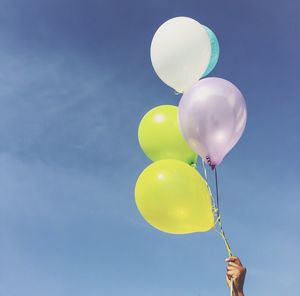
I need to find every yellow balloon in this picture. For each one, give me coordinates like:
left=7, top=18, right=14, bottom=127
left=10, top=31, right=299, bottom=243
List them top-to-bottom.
left=138, top=105, right=197, bottom=165
left=135, top=159, right=214, bottom=234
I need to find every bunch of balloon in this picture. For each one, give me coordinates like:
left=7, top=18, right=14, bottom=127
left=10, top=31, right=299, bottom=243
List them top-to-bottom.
left=135, top=16, right=247, bottom=274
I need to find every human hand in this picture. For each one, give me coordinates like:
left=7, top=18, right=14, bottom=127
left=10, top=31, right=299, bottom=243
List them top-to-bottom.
left=225, top=256, right=246, bottom=296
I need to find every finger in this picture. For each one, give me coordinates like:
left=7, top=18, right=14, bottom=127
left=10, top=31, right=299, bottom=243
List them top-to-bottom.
left=225, top=256, right=242, bottom=265
left=225, top=256, right=237, bottom=263
left=228, top=262, right=240, bottom=268
left=227, top=265, right=239, bottom=271
left=227, top=266, right=244, bottom=274
left=227, top=270, right=239, bottom=277
left=226, top=273, right=235, bottom=281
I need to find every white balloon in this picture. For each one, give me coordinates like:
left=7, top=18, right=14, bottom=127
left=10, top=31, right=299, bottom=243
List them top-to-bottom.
left=150, top=17, right=211, bottom=93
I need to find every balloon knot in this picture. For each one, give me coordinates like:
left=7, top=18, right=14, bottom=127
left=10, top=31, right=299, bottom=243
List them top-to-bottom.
left=174, top=89, right=183, bottom=95
left=206, top=156, right=215, bottom=170
left=191, top=163, right=197, bottom=169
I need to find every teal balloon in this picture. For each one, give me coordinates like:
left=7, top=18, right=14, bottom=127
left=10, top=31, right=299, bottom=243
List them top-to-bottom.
left=202, top=26, right=219, bottom=77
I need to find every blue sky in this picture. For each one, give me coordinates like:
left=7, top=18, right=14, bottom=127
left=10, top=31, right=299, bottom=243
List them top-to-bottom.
left=0, top=0, right=299, bottom=295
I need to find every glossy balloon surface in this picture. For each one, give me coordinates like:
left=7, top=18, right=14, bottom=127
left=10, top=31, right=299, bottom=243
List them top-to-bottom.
left=178, top=78, right=247, bottom=167
left=138, top=105, right=197, bottom=165
left=135, top=159, right=215, bottom=234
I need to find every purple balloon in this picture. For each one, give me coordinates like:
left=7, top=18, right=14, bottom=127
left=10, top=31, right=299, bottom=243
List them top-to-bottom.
left=178, top=77, right=247, bottom=167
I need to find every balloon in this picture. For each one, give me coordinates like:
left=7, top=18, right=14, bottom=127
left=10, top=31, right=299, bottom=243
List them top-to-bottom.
left=150, top=17, right=211, bottom=93
left=202, top=26, right=220, bottom=77
left=178, top=77, right=247, bottom=167
left=138, top=105, right=197, bottom=165
left=135, top=159, right=215, bottom=234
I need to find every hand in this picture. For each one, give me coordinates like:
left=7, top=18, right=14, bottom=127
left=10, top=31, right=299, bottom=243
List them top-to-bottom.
left=225, top=256, right=246, bottom=296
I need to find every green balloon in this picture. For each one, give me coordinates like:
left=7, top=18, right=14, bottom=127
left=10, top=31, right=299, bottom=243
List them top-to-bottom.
left=138, top=105, right=197, bottom=165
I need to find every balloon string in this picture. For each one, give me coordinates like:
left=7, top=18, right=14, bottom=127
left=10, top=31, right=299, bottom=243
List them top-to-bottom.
left=202, top=159, right=217, bottom=210
left=202, top=160, right=233, bottom=296
left=202, top=160, right=232, bottom=255
left=214, top=167, right=232, bottom=256
left=214, top=167, right=220, bottom=216
left=214, top=167, right=233, bottom=296
left=217, top=223, right=232, bottom=257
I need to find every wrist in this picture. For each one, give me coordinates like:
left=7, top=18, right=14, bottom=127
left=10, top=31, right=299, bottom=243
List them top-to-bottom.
left=233, top=290, right=244, bottom=296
